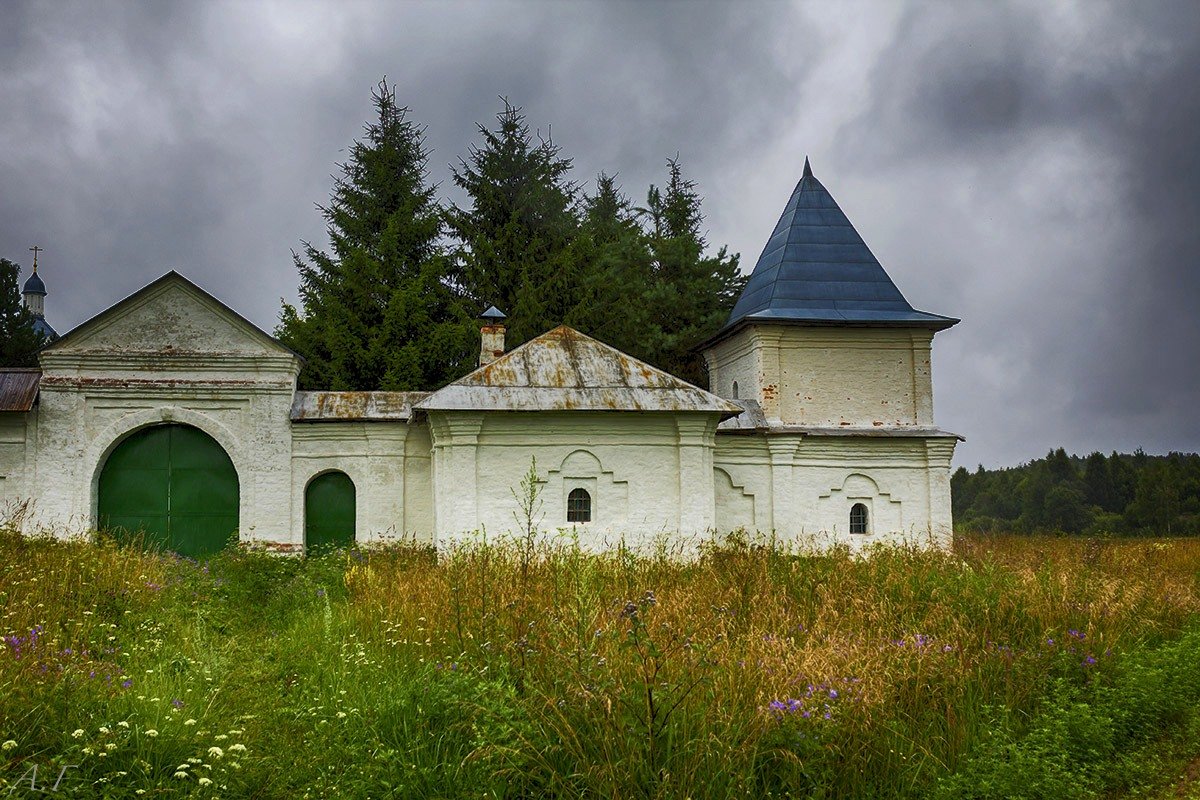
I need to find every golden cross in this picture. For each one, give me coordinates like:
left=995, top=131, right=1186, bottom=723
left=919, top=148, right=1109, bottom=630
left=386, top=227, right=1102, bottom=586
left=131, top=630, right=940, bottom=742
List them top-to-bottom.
left=28, top=245, right=42, bottom=272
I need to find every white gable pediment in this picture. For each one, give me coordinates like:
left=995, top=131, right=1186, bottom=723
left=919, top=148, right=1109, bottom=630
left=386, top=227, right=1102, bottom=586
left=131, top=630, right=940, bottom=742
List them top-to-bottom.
left=45, top=272, right=294, bottom=359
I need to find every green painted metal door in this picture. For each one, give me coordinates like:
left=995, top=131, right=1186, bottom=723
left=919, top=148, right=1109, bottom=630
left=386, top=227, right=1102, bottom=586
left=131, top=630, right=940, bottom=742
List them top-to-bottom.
left=98, top=424, right=239, bottom=558
left=305, top=472, right=356, bottom=553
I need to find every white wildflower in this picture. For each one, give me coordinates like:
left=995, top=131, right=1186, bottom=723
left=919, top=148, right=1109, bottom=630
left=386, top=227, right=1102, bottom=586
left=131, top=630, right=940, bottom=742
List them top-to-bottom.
left=184, top=719, right=197, bottom=726
left=117, top=721, right=130, bottom=729
left=98, top=726, right=110, bottom=735
left=71, top=729, right=85, bottom=739
left=145, top=729, right=158, bottom=738
left=1, top=740, right=16, bottom=751
left=228, top=743, right=247, bottom=753
left=207, top=746, right=223, bottom=759
left=173, top=771, right=189, bottom=780
left=198, top=777, right=213, bottom=787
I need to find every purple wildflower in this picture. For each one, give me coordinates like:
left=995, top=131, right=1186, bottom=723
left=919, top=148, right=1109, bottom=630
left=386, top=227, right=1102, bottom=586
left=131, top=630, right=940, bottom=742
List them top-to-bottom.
left=1083, top=655, right=1097, bottom=666
left=121, top=679, right=133, bottom=689
left=172, top=698, right=184, bottom=709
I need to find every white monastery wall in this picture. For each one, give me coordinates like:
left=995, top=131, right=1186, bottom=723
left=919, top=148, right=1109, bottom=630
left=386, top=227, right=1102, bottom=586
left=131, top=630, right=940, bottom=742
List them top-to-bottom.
left=24, top=277, right=300, bottom=544
left=705, top=325, right=935, bottom=427
left=427, top=410, right=719, bottom=547
left=290, top=421, right=430, bottom=548
left=713, top=432, right=954, bottom=550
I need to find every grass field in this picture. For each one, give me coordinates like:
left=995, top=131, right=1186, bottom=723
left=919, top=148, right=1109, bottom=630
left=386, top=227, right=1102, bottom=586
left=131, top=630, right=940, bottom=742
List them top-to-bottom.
left=2, top=528, right=1200, bottom=798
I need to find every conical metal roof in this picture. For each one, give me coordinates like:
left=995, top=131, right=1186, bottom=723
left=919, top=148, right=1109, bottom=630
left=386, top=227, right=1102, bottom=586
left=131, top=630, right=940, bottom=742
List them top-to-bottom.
left=721, top=158, right=957, bottom=334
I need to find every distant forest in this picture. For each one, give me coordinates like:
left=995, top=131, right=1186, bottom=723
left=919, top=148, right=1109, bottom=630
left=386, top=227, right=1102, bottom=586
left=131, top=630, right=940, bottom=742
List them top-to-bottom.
left=952, top=449, right=1200, bottom=536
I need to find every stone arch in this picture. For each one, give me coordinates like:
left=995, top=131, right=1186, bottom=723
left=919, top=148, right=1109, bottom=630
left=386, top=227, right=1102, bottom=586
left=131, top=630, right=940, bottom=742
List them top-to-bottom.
left=86, top=406, right=250, bottom=531
left=545, top=448, right=628, bottom=528
left=559, top=449, right=603, bottom=476
left=305, top=469, right=357, bottom=552
left=817, top=472, right=903, bottom=539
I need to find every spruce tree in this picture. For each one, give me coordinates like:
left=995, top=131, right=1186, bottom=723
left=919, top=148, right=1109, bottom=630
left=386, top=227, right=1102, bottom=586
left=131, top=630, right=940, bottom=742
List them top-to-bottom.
left=277, top=80, right=475, bottom=390
left=447, top=101, right=581, bottom=347
left=640, top=158, right=746, bottom=386
left=565, top=173, right=655, bottom=358
left=0, top=258, right=45, bottom=367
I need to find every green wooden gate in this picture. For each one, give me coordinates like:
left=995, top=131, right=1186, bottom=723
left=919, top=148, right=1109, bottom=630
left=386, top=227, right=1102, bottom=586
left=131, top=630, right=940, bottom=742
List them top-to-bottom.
left=97, top=424, right=239, bottom=558
left=305, top=472, right=356, bottom=553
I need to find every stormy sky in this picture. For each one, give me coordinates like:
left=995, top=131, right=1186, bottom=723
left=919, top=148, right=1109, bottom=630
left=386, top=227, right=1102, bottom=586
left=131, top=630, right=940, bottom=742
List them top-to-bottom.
left=1, top=0, right=1196, bottom=468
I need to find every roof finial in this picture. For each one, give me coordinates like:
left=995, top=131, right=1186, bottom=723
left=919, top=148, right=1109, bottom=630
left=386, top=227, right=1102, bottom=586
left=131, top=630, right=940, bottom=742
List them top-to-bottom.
left=802, top=156, right=813, bottom=179
left=29, top=245, right=41, bottom=273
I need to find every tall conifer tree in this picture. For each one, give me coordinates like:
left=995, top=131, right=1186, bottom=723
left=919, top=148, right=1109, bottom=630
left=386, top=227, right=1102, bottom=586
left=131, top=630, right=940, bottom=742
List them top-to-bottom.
left=278, top=80, right=475, bottom=390
left=447, top=101, right=581, bottom=347
left=640, top=158, right=746, bottom=386
left=565, top=173, right=655, bottom=358
left=0, top=258, right=45, bottom=367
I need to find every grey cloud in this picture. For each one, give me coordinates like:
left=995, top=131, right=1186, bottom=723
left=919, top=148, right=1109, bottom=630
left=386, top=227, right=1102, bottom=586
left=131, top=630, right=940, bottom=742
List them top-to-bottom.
left=0, top=0, right=1195, bottom=468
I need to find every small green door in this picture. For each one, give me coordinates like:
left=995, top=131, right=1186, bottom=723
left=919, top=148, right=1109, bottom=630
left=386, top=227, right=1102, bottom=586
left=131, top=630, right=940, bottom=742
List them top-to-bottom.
left=98, top=424, right=238, bottom=558
left=305, top=472, right=356, bottom=553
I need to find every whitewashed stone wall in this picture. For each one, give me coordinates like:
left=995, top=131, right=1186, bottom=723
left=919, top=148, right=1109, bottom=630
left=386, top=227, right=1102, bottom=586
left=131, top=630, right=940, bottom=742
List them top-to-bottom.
left=704, top=324, right=936, bottom=427
left=426, top=410, right=720, bottom=548
left=289, top=421, right=434, bottom=546
left=712, top=433, right=955, bottom=550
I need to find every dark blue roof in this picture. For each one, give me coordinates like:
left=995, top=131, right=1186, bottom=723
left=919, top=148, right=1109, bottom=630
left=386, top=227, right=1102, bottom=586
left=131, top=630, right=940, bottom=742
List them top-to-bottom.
left=721, top=159, right=957, bottom=334
left=22, top=271, right=45, bottom=295
left=32, top=316, right=56, bottom=339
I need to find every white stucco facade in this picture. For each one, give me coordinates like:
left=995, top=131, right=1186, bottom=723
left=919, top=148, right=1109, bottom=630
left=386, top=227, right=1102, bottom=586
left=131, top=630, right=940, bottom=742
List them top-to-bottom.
left=0, top=268, right=960, bottom=553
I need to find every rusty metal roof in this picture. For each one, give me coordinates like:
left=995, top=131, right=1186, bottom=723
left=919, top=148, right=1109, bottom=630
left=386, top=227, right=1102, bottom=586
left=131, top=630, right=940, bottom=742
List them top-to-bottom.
left=417, top=325, right=742, bottom=417
left=0, top=369, right=40, bottom=412
left=291, top=391, right=429, bottom=422
left=716, top=399, right=769, bottom=431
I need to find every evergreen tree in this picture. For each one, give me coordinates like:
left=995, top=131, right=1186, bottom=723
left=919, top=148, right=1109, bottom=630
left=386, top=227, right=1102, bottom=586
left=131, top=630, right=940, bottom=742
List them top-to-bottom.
left=278, top=80, right=475, bottom=390
left=447, top=101, right=581, bottom=348
left=640, top=158, right=746, bottom=386
left=564, top=173, right=655, bottom=357
left=0, top=258, right=45, bottom=367
left=1082, top=451, right=1118, bottom=512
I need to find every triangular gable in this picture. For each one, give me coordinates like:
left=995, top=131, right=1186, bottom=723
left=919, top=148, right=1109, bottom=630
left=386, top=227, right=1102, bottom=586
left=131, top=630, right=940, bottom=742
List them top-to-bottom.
left=43, top=271, right=300, bottom=360
left=417, top=325, right=741, bottom=416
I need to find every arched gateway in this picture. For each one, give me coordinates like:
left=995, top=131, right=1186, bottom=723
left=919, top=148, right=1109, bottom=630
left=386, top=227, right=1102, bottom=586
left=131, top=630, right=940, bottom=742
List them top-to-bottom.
left=97, top=424, right=239, bottom=557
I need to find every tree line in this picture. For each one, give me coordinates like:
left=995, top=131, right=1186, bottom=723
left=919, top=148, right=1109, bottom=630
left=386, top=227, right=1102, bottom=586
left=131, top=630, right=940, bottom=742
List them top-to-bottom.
left=276, top=80, right=745, bottom=391
left=952, top=448, right=1200, bottom=536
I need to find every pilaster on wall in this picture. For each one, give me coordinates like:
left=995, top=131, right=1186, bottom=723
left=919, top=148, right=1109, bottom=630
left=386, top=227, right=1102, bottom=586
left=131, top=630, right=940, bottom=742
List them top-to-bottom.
left=755, top=329, right=786, bottom=423
left=911, top=332, right=935, bottom=427
left=428, top=413, right=484, bottom=543
left=676, top=416, right=717, bottom=534
left=766, top=437, right=800, bottom=534
left=925, top=438, right=957, bottom=548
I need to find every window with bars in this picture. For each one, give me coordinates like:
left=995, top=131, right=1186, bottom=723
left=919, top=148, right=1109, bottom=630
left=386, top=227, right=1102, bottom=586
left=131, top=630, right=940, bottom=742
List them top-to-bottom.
left=567, top=488, right=592, bottom=523
left=850, top=503, right=869, bottom=534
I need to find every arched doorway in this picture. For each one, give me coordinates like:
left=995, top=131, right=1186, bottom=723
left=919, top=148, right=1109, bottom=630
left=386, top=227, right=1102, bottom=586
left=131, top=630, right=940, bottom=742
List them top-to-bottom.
left=98, top=424, right=239, bottom=558
left=305, top=471, right=356, bottom=553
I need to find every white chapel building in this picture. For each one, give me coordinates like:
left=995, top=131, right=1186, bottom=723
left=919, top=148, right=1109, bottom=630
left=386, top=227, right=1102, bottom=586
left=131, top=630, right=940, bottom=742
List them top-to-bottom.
left=0, top=162, right=961, bottom=554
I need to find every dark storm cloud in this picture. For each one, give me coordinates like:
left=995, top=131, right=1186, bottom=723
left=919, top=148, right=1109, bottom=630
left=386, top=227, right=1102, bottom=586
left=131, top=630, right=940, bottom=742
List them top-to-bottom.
left=834, top=0, right=1200, bottom=466
left=0, top=1, right=1196, bottom=467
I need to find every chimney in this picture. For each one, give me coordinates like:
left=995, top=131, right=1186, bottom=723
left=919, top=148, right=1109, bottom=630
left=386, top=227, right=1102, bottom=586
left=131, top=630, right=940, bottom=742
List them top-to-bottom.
left=479, top=305, right=506, bottom=366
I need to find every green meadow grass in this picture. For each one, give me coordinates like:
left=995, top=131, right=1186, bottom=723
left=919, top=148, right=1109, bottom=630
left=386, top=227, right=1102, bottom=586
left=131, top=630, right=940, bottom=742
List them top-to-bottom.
left=2, top=528, right=1199, bottom=798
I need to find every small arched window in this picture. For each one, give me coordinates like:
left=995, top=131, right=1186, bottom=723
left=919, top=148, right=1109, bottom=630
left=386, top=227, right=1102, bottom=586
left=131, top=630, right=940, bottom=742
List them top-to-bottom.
left=731, top=381, right=739, bottom=399
left=567, top=488, right=592, bottom=523
left=849, top=503, right=869, bottom=535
